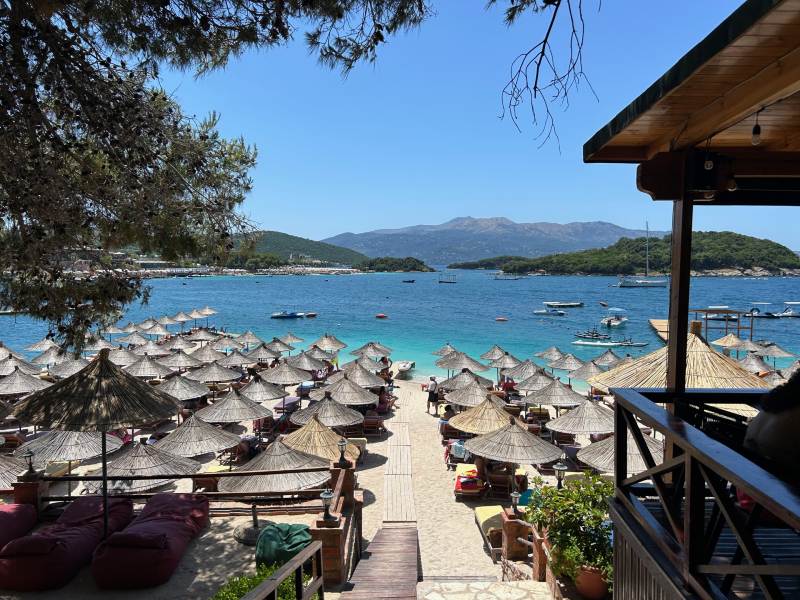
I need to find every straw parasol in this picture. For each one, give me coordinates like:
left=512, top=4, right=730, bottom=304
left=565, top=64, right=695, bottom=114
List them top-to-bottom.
left=199, top=306, right=217, bottom=317
left=188, top=309, right=205, bottom=320
left=172, top=311, right=193, bottom=323
left=157, top=315, right=178, bottom=326
left=137, top=318, right=158, bottom=330
left=120, top=322, right=138, bottom=333
left=141, top=323, right=169, bottom=338
left=101, top=325, right=125, bottom=335
left=187, top=329, right=218, bottom=343
left=236, top=330, right=262, bottom=347
left=116, top=332, right=148, bottom=346
left=280, top=332, right=305, bottom=345
left=711, top=333, right=743, bottom=348
left=311, top=334, right=347, bottom=352
left=588, top=334, right=770, bottom=393
left=160, top=335, right=194, bottom=352
left=211, top=336, right=244, bottom=352
left=84, top=337, right=116, bottom=353
left=266, top=337, right=294, bottom=354
left=26, top=338, right=59, bottom=352
left=732, top=339, right=764, bottom=353
left=132, top=340, right=171, bottom=357
left=351, top=341, right=392, bottom=357
left=0, top=343, right=26, bottom=361
left=247, top=343, right=281, bottom=363
left=433, top=343, right=457, bottom=357
left=190, top=344, right=227, bottom=363
left=756, top=344, right=794, bottom=358
left=305, top=345, right=335, bottom=362
left=480, top=345, right=506, bottom=361
left=31, top=346, right=69, bottom=366
left=107, top=346, right=140, bottom=367
left=535, top=346, right=564, bottom=362
left=593, top=349, right=622, bottom=367
left=158, top=350, right=203, bottom=370
left=218, top=350, right=255, bottom=369
left=435, top=351, right=488, bottom=372
left=287, top=352, right=326, bottom=372
left=489, top=352, right=521, bottom=370
left=739, top=352, right=772, bottom=373
left=548, top=353, right=584, bottom=371
left=0, top=355, right=41, bottom=375
left=124, top=355, right=174, bottom=379
left=340, top=356, right=382, bottom=372
left=49, top=358, right=90, bottom=379
left=502, top=360, right=540, bottom=381
left=568, top=360, right=604, bottom=382
left=781, top=360, right=800, bottom=379
left=184, top=362, right=242, bottom=383
left=260, top=362, right=310, bottom=386
left=326, top=364, right=385, bottom=388
left=0, top=368, right=51, bottom=396
left=439, top=369, right=493, bottom=390
left=517, top=371, right=555, bottom=393
left=762, top=371, right=787, bottom=387
left=155, top=375, right=209, bottom=402
left=240, top=375, right=288, bottom=403
left=310, top=375, right=378, bottom=405
left=526, top=379, right=586, bottom=407
left=445, top=380, right=494, bottom=408
left=195, top=388, right=272, bottom=423
left=290, top=393, right=364, bottom=428
left=448, top=396, right=511, bottom=435
left=544, top=400, right=615, bottom=435
left=155, top=415, right=240, bottom=457
left=283, top=416, right=359, bottom=462
left=464, top=417, right=562, bottom=464
left=16, top=431, right=123, bottom=465
left=577, top=431, right=664, bottom=474
left=218, top=439, right=330, bottom=494
left=100, top=440, right=201, bottom=493
left=1, top=455, right=27, bottom=490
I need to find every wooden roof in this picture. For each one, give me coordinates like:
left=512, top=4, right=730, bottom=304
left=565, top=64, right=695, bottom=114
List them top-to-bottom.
left=584, top=0, right=800, bottom=163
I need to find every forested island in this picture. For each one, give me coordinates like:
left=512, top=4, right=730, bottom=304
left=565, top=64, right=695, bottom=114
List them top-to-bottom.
left=449, top=232, right=800, bottom=276
left=355, top=257, right=434, bottom=272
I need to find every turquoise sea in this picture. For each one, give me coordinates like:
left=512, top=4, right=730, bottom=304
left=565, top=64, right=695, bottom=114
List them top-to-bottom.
left=1, top=271, right=799, bottom=380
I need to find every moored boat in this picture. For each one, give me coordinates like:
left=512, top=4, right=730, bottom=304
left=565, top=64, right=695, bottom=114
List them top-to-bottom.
left=544, top=301, right=584, bottom=308
left=534, top=304, right=566, bottom=317
left=600, top=308, right=628, bottom=327
left=270, top=311, right=305, bottom=319
left=575, top=327, right=611, bottom=340
left=395, top=360, right=415, bottom=379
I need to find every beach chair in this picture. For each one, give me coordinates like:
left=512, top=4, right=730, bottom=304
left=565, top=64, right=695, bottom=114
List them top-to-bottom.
left=363, top=414, right=385, bottom=436
left=444, top=439, right=469, bottom=470
left=454, top=463, right=486, bottom=500
left=474, top=506, right=504, bottom=562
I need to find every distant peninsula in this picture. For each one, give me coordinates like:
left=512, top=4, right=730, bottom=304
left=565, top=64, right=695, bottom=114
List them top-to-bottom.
left=448, top=232, right=800, bottom=276
left=355, top=257, right=434, bottom=273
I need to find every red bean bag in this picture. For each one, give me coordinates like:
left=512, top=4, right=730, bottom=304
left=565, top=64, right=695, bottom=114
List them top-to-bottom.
left=92, top=493, right=209, bottom=589
left=0, top=497, right=133, bottom=591
left=0, top=504, right=37, bottom=549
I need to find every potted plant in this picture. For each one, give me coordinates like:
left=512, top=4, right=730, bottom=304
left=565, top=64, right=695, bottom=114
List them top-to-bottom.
left=525, top=473, right=613, bottom=599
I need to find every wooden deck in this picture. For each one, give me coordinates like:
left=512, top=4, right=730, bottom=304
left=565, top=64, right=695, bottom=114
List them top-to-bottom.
left=649, top=319, right=669, bottom=341
left=383, top=416, right=416, bottom=523
left=339, top=527, right=420, bottom=599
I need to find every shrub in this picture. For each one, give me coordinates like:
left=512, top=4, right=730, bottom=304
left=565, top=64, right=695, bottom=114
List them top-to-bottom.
left=212, top=563, right=315, bottom=600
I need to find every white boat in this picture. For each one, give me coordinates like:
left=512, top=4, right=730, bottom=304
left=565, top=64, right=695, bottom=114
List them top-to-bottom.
left=618, top=222, right=668, bottom=288
left=544, top=301, right=584, bottom=308
left=745, top=302, right=780, bottom=319
left=777, top=302, right=800, bottom=318
left=534, top=305, right=566, bottom=317
left=702, top=306, right=738, bottom=321
left=600, top=308, right=628, bottom=327
left=572, top=338, right=648, bottom=348
left=394, top=360, right=415, bottom=379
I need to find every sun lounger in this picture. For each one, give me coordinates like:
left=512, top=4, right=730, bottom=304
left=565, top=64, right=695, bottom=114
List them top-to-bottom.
left=363, top=414, right=385, bottom=436
left=454, top=463, right=486, bottom=499
left=92, top=493, right=209, bottom=589
left=0, top=496, right=133, bottom=591
left=0, top=504, right=37, bottom=550
left=474, top=505, right=504, bottom=562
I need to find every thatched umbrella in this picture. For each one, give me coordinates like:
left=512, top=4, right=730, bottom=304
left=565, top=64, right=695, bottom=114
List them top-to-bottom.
left=199, top=306, right=217, bottom=317
left=188, top=308, right=206, bottom=321
left=172, top=311, right=193, bottom=324
left=157, top=315, right=179, bottom=327
left=137, top=318, right=158, bottom=330
left=120, top=322, right=138, bottom=333
left=141, top=323, right=169, bottom=338
left=102, top=325, right=124, bottom=335
left=187, top=328, right=218, bottom=343
left=236, top=330, right=262, bottom=348
left=116, top=332, right=148, bottom=346
left=280, top=332, right=305, bottom=345
left=712, top=333, right=743, bottom=349
left=311, top=334, right=347, bottom=352
left=588, top=334, right=770, bottom=393
left=162, top=335, right=195, bottom=352
left=212, top=336, right=244, bottom=352
left=266, top=337, right=294, bottom=354
left=26, top=338, right=59, bottom=353
left=84, top=338, right=116, bottom=352
left=732, top=339, right=764, bottom=353
left=133, top=340, right=170, bottom=357
left=351, top=341, right=392, bottom=357
left=433, top=342, right=457, bottom=356
left=0, top=343, right=26, bottom=361
left=247, top=343, right=281, bottom=364
left=190, top=344, right=227, bottom=364
left=755, top=344, right=795, bottom=369
left=305, top=345, right=335, bottom=362
left=480, top=345, right=506, bottom=361
left=107, top=346, right=140, bottom=367
left=535, top=346, right=564, bottom=362
left=31, top=347, right=69, bottom=367
left=593, top=349, right=622, bottom=367
left=11, top=350, right=178, bottom=533
left=158, top=350, right=203, bottom=370
left=218, top=350, right=255, bottom=369
left=435, top=351, right=488, bottom=372
left=287, top=352, right=326, bottom=372
left=490, top=352, right=520, bottom=370
left=548, top=353, right=584, bottom=371
left=739, top=353, right=772, bottom=374
left=0, top=355, right=41, bottom=376
left=124, top=355, right=174, bottom=379
left=340, top=356, right=382, bottom=373
left=49, top=358, right=90, bottom=379
left=502, top=360, right=540, bottom=381
left=781, top=360, right=800, bottom=379
left=569, top=361, right=604, bottom=382
left=184, top=362, right=242, bottom=384
left=260, top=362, right=310, bottom=386
left=326, top=364, right=384, bottom=388
left=0, top=368, right=51, bottom=397
left=439, top=369, right=493, bottom=390
left=517, top=371, right=555, bottom=393
left=762, top=371, right=787, bottom=387
left=156, top=375, right=209, bottom=402
left=240, top=375, right=288, bottom=403
left=310, top=375, right=377, bottom=405
left=526, top=379, right=586, bottom=407
left=445, top=381, right=493, bottom=408
left=195, top=389, right=273, bottom=423
left=290, top=393, right=364, bottom=428
left=448, top=396, right=511, bottom=435
left=545, top=400, right=614, bottom=435
left=155, top=415, right=241, bottom=457
left=283, top=416, right=359, bottom=462
left=464, top=417, right=562, bottom=465
left=16, top=430, right=123, bottom=464
left=577, top=431, right=664, bottom=474
left=218, top=439, right=330, bottom=494
left=99, top=440, right=201, bottom=493
left=1, top=455, right=27, bottom=490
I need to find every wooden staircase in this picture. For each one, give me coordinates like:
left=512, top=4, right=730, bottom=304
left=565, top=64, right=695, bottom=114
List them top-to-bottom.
left=339, top=527, right=420, bottom=599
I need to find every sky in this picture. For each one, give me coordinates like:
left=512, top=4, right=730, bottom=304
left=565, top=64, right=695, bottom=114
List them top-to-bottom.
left=160, top=1, right=799, bottom=249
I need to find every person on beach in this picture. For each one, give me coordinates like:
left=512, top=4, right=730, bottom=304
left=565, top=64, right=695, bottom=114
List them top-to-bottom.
left=426, top=377, right=439, bottom=414
left=438, top=404, right=455, bottom=434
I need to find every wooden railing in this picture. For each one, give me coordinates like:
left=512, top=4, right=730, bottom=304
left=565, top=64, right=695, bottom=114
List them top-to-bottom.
left=610, top=388, right=800, bottom=600
left=241, top=540, right=324, bottom=600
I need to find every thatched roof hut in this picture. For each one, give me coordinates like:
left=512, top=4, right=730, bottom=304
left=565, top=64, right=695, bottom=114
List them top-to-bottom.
left=195, top=389, right=273, bottom=423
left=290, top=394, right=364, bottom=428
left=448, top=397, right=512, bottom=435
left=544, top=400, right=615, bottom=435
left=154, top=415, right=241, bottom=457
left=283, top=416, right=359, bottom=462
left=464, top=417, right=562, bottom=464
left=577, top=431, right=664, bottom=475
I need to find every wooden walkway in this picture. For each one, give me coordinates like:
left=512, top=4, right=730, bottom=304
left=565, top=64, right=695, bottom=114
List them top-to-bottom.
left=649, top=318, right=669, bottom=341
left=383, top=418, right=416, bottom=523
left=339, top=527, right=420, bottom=599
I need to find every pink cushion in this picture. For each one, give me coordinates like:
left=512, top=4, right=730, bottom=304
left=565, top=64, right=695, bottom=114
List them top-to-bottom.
left=0, top=504, right=37, bottom=549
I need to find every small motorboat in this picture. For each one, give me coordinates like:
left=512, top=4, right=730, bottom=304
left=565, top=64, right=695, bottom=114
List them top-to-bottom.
left=402, top=279, right=416, bottom=284
left=543, top=301, right=584, bottom=308
left=599, top=301, right=609, bottom=308
left=777, top=302, right=800, bottom=318
left=745, top=303, right=780, bottom=319
left=534, top=306, right=566, bottom=317
left=703, top=306, right=738, bottom=321
left=600, top=308, right=628, bottom=327
left=270, top=311, right=304, bottom=319
left=305, top=312, right=318, bottom=318
left=375, top=313, right=388, bottom=319
left=495, top=316, right=509, bottom=322
left=575, top=327, right=611, bottom=340
left=572, top=338, right=648, bottom=348
left=617, top=339, right=649, bottom=347
left=395, top=360, right=415, bottom=379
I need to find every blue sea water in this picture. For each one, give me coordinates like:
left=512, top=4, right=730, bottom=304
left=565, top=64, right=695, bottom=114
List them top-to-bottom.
left=1, top=271, right=799, bottom=379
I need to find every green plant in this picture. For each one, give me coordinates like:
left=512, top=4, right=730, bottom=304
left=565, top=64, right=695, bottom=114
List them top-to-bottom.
left=212, top=563, right=315, bottom=600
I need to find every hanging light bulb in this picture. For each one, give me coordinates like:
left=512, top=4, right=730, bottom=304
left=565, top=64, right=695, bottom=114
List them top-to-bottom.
left=751, top=111, right=762, bottom=146
left=704, top=157, right=714, bottom=170
left=727, top=177, right=738, bottom=192
left=703, top=191, right=716, bottom=200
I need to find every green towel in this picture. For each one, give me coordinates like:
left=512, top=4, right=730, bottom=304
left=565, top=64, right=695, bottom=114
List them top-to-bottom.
left=255, top=523, right=312, bottom=567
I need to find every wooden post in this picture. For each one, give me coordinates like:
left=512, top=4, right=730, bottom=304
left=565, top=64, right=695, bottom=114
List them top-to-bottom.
left=666, top=197, right=694, bottom=393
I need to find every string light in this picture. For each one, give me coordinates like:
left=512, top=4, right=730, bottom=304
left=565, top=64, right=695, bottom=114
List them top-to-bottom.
left=751, top=110, right=762, bottom=146
left=703, top=138, right=714, bottom=170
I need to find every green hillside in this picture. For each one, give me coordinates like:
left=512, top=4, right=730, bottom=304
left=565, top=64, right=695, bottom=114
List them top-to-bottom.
left=242, top=230, right=368, bottom=265
left=451, top=232, right=800, bottom=275
left=355, top=257, right=434, bottom=272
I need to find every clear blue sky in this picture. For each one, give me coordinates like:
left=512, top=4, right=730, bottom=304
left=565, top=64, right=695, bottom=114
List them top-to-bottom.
left=161, top=1, right=799, bottom=248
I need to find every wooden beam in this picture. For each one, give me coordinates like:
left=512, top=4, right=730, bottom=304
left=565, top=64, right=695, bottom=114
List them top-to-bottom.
left=647, top=44, right=800, bottom=158
left=666, top=195, right=693, bottom=393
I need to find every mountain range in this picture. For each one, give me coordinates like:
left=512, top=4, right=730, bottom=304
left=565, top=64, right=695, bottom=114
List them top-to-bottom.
left=322, top=217, right=668, bottom=265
